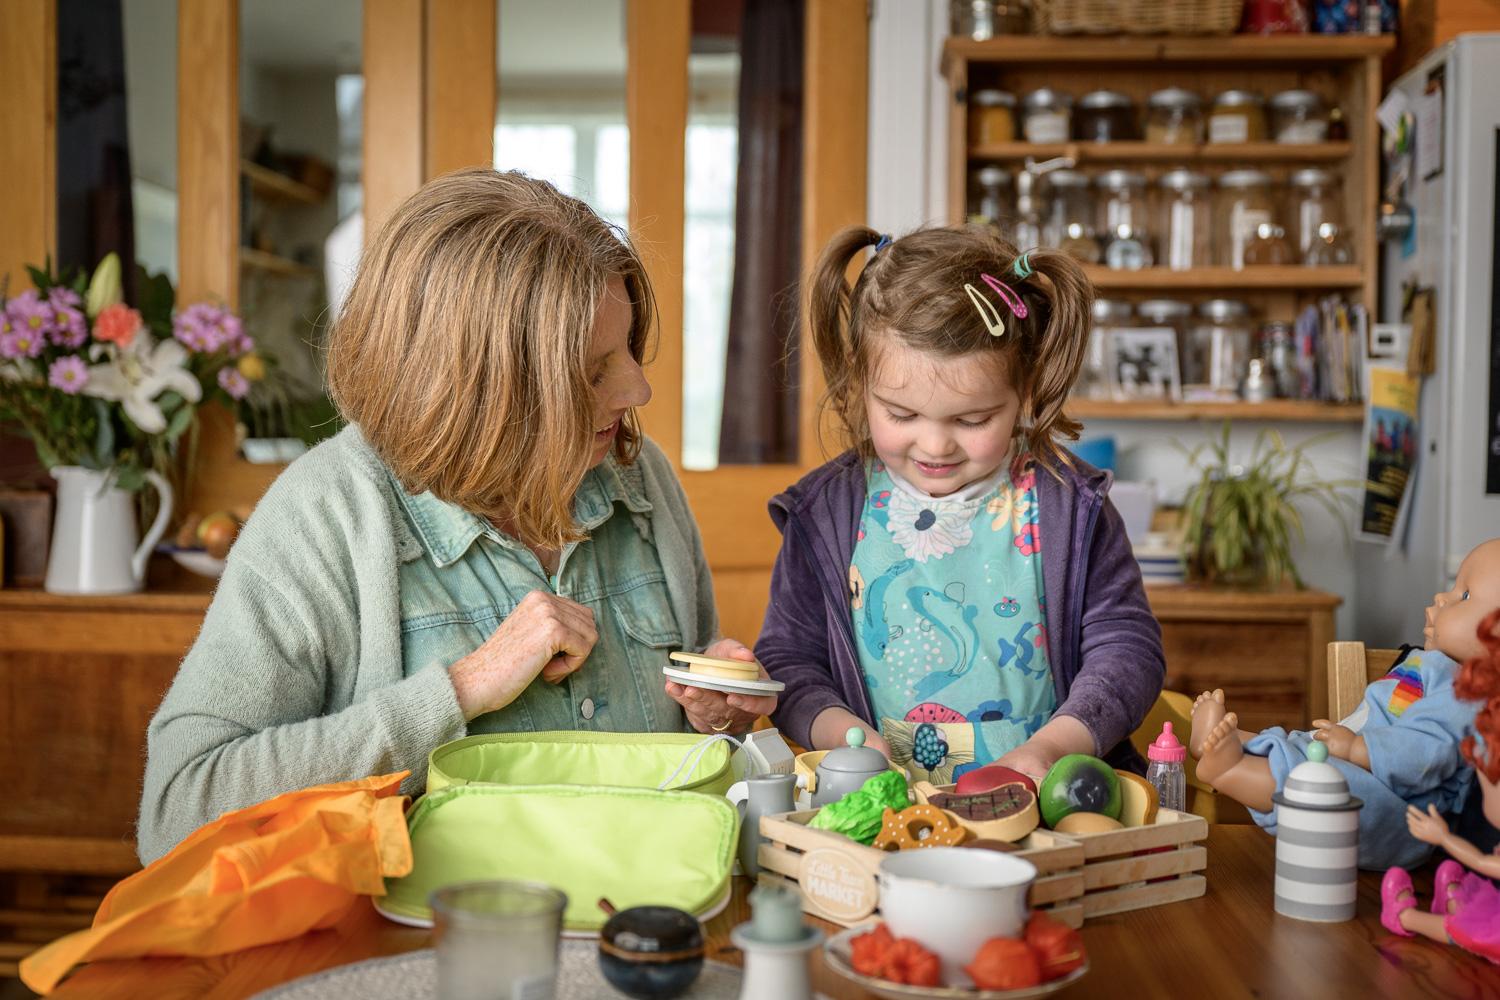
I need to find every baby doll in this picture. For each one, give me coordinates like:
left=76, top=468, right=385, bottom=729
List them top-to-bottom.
left=1188, top=537, right=1500, bottom=870
left=1381, top=608, right=1500, bottom=962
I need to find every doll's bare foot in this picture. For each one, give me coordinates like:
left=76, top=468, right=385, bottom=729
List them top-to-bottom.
left=1189, top=690, right=1226, bottom=758
left=1193, top=712, right=1278, bottom=813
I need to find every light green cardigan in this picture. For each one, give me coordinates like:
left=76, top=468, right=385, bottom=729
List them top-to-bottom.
left=138, top=426, right=718, bottom=864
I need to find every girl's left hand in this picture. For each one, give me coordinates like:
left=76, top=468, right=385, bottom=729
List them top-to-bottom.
left=665, top=639, right=778, bottom=737
left=992, top=715, right=1096, bottom=781
left=992, top=742, right=1061, bottom=781
left=1407, top=803, right=1450, bottom=846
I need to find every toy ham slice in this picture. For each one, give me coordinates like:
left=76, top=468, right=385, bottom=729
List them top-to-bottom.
left=912, top=780, right=1039, bottom=842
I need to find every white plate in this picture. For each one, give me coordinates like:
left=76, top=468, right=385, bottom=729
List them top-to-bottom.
left=158, top=545, right=226, bottom=578
left=662, top=665, right=785, bottom=697
left=373, top=883, right=733, bottom=938
left=822, top=925, right=1089, bottom=1000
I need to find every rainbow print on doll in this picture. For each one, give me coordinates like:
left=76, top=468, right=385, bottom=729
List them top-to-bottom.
left=1384, top=660, right=1425, bottom=716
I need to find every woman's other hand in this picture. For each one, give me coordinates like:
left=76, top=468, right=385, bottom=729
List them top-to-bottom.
left=448, top=590, right=599, bottom=719
left=665, top=639, right=777, bottom=736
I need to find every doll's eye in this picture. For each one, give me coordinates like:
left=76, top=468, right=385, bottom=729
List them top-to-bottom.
left=1462, top=589, right=1470, bottom=600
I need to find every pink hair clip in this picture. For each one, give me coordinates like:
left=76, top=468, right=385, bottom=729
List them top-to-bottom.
left=964, top=273, right=1028, bottom=338
left=981, top=273, right=1028, bottom=319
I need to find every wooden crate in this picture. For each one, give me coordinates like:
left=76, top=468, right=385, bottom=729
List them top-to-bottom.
left=1062, top=809, right=1209, bottom=919
left=755, top=810, right=1087, bottom=929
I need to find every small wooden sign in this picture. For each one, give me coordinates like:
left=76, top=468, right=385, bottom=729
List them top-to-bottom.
left=796, top=847, right=878, bottom=922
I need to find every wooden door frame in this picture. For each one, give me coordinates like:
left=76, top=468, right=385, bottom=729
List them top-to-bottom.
left=0, top=1, right=57, bottom=292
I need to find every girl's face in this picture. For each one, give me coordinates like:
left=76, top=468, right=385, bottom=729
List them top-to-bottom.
left=586, top=276, right=651, bottom=468
left=865, top=338, right=1022, bottom=497
left=1425, top=539, right=1500, bottom=663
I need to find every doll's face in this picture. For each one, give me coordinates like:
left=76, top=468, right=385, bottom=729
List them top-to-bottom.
left=1426, top=539, right=1500, bottom=664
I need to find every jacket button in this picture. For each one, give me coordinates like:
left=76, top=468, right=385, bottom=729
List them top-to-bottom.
left=581, top=697, right=595, bottom=720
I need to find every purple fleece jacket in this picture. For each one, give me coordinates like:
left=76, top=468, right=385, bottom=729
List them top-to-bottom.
left=755, top=450, right=1164, bottom=774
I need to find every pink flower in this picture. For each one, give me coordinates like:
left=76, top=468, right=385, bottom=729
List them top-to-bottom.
left=47, top=287, right=82, bottom=311
left=8, top=290, right=55, bottom=339
left=94, top=302, right=143, bottom=348
left=174, top=302, right=242, bottom=353
left=51, top=305, right=88, bottom=348
left=0, top=318, right=45, bottom=359
left=228, top=331, right=254, bottom=358
left=47, top=355, right=90, bottom=394
left=218, top=366, right=250, bottom=399
left=1014, top=522, right=1040, bottom=557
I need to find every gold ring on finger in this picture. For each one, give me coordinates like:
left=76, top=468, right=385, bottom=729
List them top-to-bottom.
left=711, top=719, right=733, bottom=732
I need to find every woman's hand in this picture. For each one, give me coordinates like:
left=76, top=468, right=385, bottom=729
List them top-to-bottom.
left=448, top=590, right=599, bottom=720
left=665, top=639, right=777, bottom=737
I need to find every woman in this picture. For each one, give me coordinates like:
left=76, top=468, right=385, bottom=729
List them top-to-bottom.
left=138, top=170, right=773, bottom=864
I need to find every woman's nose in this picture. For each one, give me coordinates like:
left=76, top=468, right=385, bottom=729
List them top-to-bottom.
left=616, top=357, right=652, bottom=409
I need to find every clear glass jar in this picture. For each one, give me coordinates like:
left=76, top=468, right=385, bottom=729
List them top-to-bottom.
left=950, top=0, right=1028, bottom=37
left=1022, top=88, right=1073, bottom=144
left=1145, top=88, right=1203, bottom=145
left=969, top=89, right=1017, bottom=146
left=1076, top=90, right=1137, bottom=143
left=1208, top=90, right=1267, bottom=144
left=1269, top=90, right=1328, bottom=144
left=969, top=165, right=1013, bottom=233
left=1288, top=167, right=1343, bottom=263
left=1042, top=168, right=1092, bottom=248
left=1096, top=169, right=1149, bottom=240
left=1156, top=169, right=1212, bottom=271
left=1215, top=170, right=1275, bottom=270
left=1059, top=222, right=1100, bottom=263
left=1304, top=222, right=1354, bottom=267
left=1243, top=223, right=1292, bottom=266
left=1102, top=224, right=1151, bottom=270
left=1137, top=299, right=1194, bottom=374
left=1188, top=299, right=1253, bottom=398
left=1079, top=300, right=1134, bottom=399
left=1257, top=321, right=1300, bottom=398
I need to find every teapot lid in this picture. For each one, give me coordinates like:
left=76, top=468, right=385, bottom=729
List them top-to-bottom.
left=819, top=728, right=890, bottom=774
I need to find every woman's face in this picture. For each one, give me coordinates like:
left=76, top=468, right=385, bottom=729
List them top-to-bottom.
left=586, top=275, right=651, bottom=468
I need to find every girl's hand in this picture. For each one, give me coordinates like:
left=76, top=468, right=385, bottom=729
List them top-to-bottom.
left=448, top=590, right=598, bottom=719
left=665, top=639, right=777, bottom=736
left=810, top=707, right=893, bottom=758
left=993, top=715, right=1096, bottom=781
left=1407, top=803, right=1450, bottom=846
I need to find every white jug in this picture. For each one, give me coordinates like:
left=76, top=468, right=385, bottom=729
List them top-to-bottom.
left=44, top=466, right=173, bottom=595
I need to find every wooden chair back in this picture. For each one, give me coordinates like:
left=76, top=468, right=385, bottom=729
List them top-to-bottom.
left=1327, top=643, right=1404, bottom=722
left=1130, top=690, right=1240, bottom=823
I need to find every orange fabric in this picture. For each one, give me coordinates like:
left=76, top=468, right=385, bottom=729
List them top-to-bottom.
left=21, top=772, right=413, bottom=995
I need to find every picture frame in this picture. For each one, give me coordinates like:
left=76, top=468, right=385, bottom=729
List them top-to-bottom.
left=1108, top=327, right=1183, bottom=402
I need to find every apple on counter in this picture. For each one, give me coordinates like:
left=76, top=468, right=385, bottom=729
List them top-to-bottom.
left=174, top=508, right=248, bottom=559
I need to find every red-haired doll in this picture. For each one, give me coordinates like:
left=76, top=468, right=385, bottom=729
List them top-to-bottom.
left=1382, top=608, right=1500, bottom=960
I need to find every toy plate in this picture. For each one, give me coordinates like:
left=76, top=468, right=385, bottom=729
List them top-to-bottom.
left=157, top=544, right=227, bottom=579
left=661, top=665, right=785, bottom=696
left=822, top=925, right=1089, bottom=1000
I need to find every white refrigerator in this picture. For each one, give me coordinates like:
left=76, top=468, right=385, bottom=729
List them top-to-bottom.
left=1357, top=32, right=1500, bottom=646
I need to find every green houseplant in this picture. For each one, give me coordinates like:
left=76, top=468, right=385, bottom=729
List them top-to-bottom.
left=1177, top=421, right=1350, bottom=589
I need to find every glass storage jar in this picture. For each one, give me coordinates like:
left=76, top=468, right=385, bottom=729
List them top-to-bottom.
left=950, top=0, right=1028, bottom=38
left=1022, top=88, right=1073, bottom=144
left=1145, top=88, right=1203, bottom=145
left=969, top=89, right=1017, bottom=146
left=1076, top=90, right=1137, bottom=143
left=1269, top=90, right=1328, bottom=144
left=1208, top=91, right=1267, bottom=144
left=969, top=165, right=1013, bottom=233
left=1287, top=167, right=1343, bottom=263
left=1042, top=168, right=1092, bottom=248
left=1156, top=168, right=1212, bottom=271
left=1097, top=170, right=1149, bottom=240
left=1215, top=170, right=1276, bottom=270
left=1304, top=222, right=1354, bottom=266
left=1243, top=223, right=1293, bottom=266
left=1137, top=299, right=1194, bottom=373
left=1188, top=299, right=1253, bottom=398
left=1079, top=300, right=1135, bottom=399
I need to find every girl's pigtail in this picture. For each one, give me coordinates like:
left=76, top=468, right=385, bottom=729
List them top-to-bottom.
left=807, top=224, right=882, bottom=453
left=1012, top=247, right=1095, bottom=474
left=1457, top=609, right=1500, bottom=784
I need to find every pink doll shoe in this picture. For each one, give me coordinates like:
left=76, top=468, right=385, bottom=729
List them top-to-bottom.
left=1433, top=860, right=1468, bottom=915
left=1381, top=867, right=1417, bottom=937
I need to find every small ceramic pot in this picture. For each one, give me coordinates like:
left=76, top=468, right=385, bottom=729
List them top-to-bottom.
left=597, top=905, right=704, bottom=999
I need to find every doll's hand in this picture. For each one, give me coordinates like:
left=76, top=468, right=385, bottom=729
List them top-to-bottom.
left=1311, top=721, right=1357, bottom=759
left=1407, top=803, right=1450, bottom=846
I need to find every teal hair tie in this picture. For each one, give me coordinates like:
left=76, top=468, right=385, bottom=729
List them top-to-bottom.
left=1012, top=254, right=1033, bottom=279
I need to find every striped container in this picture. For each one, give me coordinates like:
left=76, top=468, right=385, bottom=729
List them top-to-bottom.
left=1269, top=741, right=1363, bottom=922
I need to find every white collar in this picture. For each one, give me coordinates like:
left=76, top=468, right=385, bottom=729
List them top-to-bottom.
left=884, top=462, right=1009, bottom=504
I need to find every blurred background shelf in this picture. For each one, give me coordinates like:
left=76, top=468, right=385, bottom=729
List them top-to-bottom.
left=944, top=35, right=1395, bottom=65
left=970, top=141, right=1352, bottom=163
left=240, top=159, right=323, bottom=206
left=239, top=247, right=320, bottom=279
left=1082, top=266, right=1364, bottom=290
left=1066, top=399, right=1365, bottom=422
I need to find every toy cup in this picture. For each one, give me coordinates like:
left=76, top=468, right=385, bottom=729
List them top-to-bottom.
left=1270, top=741, right=1363, bottom=922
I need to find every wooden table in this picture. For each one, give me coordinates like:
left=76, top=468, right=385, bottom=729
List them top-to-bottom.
left=41, top=825, right=1500, bottom=1000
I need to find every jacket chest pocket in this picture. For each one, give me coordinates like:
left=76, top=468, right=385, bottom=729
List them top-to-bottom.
left=609, top=585, right=685, bottom=732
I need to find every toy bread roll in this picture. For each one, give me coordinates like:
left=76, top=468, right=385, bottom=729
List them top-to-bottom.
left=1113, top=769, right=1160, bottom=827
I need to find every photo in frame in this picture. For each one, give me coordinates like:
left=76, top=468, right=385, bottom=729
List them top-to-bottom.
left=1108, top=327, right=1182, bottom=402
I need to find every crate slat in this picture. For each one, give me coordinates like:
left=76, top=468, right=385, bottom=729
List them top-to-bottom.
left=1080, top=845, right=1207, bottom=891
left=1081, top=874, right=1207, bottom=918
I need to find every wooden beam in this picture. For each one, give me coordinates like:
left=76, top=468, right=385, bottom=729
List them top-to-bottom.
left=177, top=0, right=238, bottom=307
left=365, top=0, right=426, bottom=235
left=425, top=0, right=496, bottom=179
left=626, top=0, right=689, bottom=466
left=0, top=1, right=56, bottom=293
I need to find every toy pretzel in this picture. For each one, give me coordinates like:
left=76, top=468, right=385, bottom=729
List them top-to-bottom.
left=873, top=804, right=972, bottom=851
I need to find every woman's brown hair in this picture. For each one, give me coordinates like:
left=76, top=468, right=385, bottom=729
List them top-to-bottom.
left=326, top=168, right=654, bottom=549
left=807, top=225, right=1094, bottom=474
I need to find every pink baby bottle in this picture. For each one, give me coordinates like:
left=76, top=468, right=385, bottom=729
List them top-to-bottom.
left=1146, top=722, right=1187, bottom=813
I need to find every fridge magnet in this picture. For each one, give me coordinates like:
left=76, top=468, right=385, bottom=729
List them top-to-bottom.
left=1108, top=328, right=1182, bottom=402
left=1358, top=362, right=1420, bottom=543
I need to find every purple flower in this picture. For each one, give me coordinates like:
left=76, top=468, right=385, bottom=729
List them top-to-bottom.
left=47, top=286, right=82, bottom=311
left=8, top=290, right=55, bottom=340
left=174, top=302, right=243, bottom=353
left=51, top=305, right=88, bottom=348
left=0, top=319, right=46, bottom=359
left=229, top=331, right=255, bottom=357
left=47, top=355, right=90, bottom=394
left=218, top=366, right=250, bottom=399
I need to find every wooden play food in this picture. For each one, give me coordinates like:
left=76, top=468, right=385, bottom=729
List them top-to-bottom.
left=667, top=651, right=760, bottom=681
left=1038, top=755, right=1121, bottom=827
left=954, top=763, right=1037, bottom=797
left=1114, top=769, right=1160, bottom=827
left=912, top=781, right=1040, bottom=842
left=871, top=805, right=971, bottom=851
left=1053, top=812, right=1124, bottom=835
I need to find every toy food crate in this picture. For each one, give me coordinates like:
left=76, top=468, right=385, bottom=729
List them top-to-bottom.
left=1060, top=808, right=1209, bottom=919
left=755, top=810, right=1086, bottom=929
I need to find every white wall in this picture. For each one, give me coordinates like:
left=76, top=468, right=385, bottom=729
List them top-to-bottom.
left=866, top=0, right=1363, bottom=638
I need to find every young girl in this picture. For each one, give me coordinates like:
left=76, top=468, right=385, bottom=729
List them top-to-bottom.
left=755, top=226, right=1165, bottom=781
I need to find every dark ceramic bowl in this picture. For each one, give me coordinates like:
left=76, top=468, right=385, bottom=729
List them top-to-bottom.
left=597, top=905, right=705, bottom=1000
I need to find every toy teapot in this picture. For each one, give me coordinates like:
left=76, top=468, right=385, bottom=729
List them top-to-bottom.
left=811, top=728, right=892, bottom=808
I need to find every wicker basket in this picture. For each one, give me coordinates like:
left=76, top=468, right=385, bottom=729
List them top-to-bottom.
left=1033, top=0, right=1242, bottom=35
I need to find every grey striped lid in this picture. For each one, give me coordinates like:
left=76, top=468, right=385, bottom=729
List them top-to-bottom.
left=1270, top=757, right=1362, bottom=811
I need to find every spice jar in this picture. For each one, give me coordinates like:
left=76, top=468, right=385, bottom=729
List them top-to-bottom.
left=1022, top=88, right=1073, bottom=144
left=1146, top=88, right=1203, bottom=145
left=969, top=89, right=1017, bottom=147
left=1076, top=90, right=1137, bottom=143
left=1269, top=90, right=1328, bottom=144
left=1208, top=91, right=1267, bottom=144
left=970, top=165, right=1013, bottom=233
left=1288, top=167, right=1343, bottom=262
left=1042, top=169, right=1093, bottom=249
left=1156, top=169, right=1213, bottom=271
left=1096, top=170, right=1149, bottom=241
left=1216, top=170, right=1276, bottom=270
left=1243, top=223, right=1293, bottom=266
left=1138, top=299, right=1194, bottom=372
left=1188, top=299, right=1253, bottom=398
left=1079, top=300, right=1134, bottom=399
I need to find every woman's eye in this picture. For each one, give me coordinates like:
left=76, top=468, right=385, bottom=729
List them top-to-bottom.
left=590, top=369, right=607, bottom=388
left=886, top=411, right=916, bottom=424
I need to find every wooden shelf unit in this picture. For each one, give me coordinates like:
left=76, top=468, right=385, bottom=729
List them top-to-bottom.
left=972, top=141, right=1352, bottom=164
left=240, top=159, right=324, bottom=206
left=240, top=246, right=321, bottom=279
left=1082, top=265, right=1364, bottom=290
left=1066, top=398, right=1363, bottom=422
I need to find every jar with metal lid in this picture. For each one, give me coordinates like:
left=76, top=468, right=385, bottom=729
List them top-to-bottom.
left=950, top=0, right=1028, bottom=38
left=1022, top=88, right=1073, bottom=144
left=969, top=89, right=1017, bottom=147
left=1146, top=89, right=1203, bottom=145
left=1076, top=90, right=1137, bottom=143
left=1269, top=90, right=1328, bottom=144
left=1208, top=91, right=1267, bottom=144
left=968, top=165, right=1013, bottom=234
left=1287, top=167, right=1343, bottom=263
left=1042, top=168, right=1092, bottom=248
left=1096, top=169, right=1149, bottom=241
left=1156, top=169, right=1212, bottom=271
left=1215, top=170, right=1276, bottom=270
left=1304, top=222, right=1354, bottom=266
left=1243, top=223, right=1293, bottom=266
left=1102, top=224, right=1152, bottom=270
left=1138, top=299, right=1194, bottom=376
left=1188, top=299, right=1253, bottom=399
left=1079, top=300, right=1135, bottom=399
left=1256, top=321, right=1300, bottom=398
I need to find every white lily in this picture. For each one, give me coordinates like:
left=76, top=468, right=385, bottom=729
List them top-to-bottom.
left=81, top=331, right=202, bottom=433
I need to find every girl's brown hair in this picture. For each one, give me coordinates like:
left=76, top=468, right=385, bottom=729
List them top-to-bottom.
left=326, top=168, right=654, bottom=549
left=807, top=225, right=1094, bottom=474
left=1456, top=609, right=1500, bottom=784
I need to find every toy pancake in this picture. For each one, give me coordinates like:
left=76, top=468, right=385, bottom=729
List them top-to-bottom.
left=663, top=652, right=785, bottom=697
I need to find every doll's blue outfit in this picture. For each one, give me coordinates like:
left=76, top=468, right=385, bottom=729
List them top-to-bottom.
left=1243, top=647, right=1476, bottom=869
